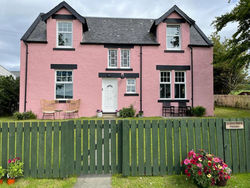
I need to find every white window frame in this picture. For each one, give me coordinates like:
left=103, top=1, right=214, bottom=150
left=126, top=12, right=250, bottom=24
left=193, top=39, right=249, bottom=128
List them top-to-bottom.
left=56, top=21, right=73, bottom=48
left=166, top=24, right=181, bottom=50
left=108, top=49, right=118, bottom=68
left=120, top=49, right=130, bottom=68
left=55, top=70, right=73, bottom=100
left=159, top=71, right=171, bottom=99
left=174, top=71, right=186, bottom=99
left=126, top=79, right=136, bottom=93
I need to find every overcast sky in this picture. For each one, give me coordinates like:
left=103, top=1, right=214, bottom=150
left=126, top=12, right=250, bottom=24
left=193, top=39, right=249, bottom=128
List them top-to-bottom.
left=0, top=0, right=239, bottom=71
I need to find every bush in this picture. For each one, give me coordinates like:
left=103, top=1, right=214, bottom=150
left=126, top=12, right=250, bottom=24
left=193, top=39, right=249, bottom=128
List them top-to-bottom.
left=120, top=105, right=136, bottom=118
left=191, top=106, right=206, bottom=117
left=13, top=111, right=37, bottom=120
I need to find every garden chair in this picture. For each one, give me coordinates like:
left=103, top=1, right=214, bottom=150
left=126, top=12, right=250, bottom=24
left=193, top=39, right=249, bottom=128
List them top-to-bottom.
left=40, top=99, right=57, bottom=119
left=64, top=99, right=80, bottom=119
left=162, top=101, right=175, bottom=117
left=178, top=101, right=191, bottom=116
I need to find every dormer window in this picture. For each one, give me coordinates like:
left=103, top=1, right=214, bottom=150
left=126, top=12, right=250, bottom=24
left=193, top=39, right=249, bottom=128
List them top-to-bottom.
left=57, top=21, right=73, bottom=48
left=166, top=25, right=181, bottom=50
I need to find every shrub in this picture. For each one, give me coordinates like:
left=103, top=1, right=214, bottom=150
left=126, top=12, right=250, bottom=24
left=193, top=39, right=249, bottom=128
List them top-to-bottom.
left=120, top=105, right=135, bottom=118
left=191, top=106, right=206, bottom=116
left=13, top=111, right=37, bottom=120
left=182, top=150, right=231, bottom=188
left=7, top=157, right=24, bottom=179
left=0, top=166, right=6, bottom=178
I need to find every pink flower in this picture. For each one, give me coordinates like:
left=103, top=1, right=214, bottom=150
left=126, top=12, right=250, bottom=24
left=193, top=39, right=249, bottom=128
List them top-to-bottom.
left=188, top=150, right=196, bottom=158
left=16, top=157, right=20, bottom=160
left=213, top=157, right=220, bottom=163
left=8, top=159, right=11, bottom=164
left=13, top=159, right=15, bottom=162
left=184, top=159, right=191, bottom=165
left=197, top=163, right=202, bottom=168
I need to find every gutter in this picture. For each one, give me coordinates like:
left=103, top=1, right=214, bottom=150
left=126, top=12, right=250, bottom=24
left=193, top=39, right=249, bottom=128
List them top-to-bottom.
left=24, top=41, right=29, bottom=112
left=139, top=45, right=143, bottom=114
left=189, top=46, right=194, bottom=108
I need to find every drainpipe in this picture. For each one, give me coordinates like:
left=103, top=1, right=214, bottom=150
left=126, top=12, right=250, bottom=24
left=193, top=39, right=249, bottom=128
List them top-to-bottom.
left=24, top=41, right=29, bottom=112
left=139, top=45, right=143, bottom=113
left=189, top=46, right=194, bottom=108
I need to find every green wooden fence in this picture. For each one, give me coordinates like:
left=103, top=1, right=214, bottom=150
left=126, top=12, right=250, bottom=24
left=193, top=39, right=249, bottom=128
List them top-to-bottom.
left=0, top=118, right=249, bottom=178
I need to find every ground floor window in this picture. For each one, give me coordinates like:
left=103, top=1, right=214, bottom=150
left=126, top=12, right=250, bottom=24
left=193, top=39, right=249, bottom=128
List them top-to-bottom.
left=55, top=70, right=73, bottom=99
left=160, top=71, right=171, bottom=99
left=175, top=71, right=185, bottom=99
left=126, top=79, right=136, bottom=93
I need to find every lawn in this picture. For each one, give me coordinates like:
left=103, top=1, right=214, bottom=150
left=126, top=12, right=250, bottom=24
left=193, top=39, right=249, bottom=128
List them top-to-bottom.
left=214, top=106, right=250, bottom=118
left=0, top=107, right=249, bottom=121
left=112, top=173, right=250, bottom=188
left=0, top=177, right=77, bottom=188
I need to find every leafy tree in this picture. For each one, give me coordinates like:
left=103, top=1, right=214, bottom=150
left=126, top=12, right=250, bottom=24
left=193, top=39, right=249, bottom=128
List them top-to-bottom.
left=212, top=0, right=250, bottom=68
left=212, top=34, right=247, bottom=94
left=0, top=76, right=19, bottom=116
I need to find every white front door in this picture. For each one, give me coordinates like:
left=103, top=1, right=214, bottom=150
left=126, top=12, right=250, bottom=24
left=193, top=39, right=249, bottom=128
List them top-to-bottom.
left=102, top=79, right=118, bottom=112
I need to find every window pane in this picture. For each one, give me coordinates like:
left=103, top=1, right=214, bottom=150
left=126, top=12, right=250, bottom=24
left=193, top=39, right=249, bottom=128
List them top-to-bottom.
left=167, top=25, right=180, bottom=35
left=58, top=33, right=72, bottom=47
left=167, top=36, right=180, bottom=49
left=121, top=49, right=130, bottom=67
left=109, top=50, right=117, bottom=67
left=160, top=72, right=170, bottom=82
left=56, top=84, right=64, bottom=99
left=65, top=84, right=73, bottom=99
left=160, top=84, right=170, bottom=98
left=175, top=84, right=185, bottom=98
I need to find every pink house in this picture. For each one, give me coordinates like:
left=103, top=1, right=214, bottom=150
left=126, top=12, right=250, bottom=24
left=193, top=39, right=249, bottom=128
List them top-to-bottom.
left=19, top=1, right=213, bottom=118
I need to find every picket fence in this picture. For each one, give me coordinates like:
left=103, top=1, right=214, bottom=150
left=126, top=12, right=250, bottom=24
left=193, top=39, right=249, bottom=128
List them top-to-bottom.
left=0, top=119, right=249, bottom=178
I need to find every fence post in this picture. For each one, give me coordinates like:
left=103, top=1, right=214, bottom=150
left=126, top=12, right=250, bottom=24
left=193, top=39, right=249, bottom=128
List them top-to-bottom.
left=118, top=120, right=123, bottom=173
left=122, top=120, right=129, bottom=176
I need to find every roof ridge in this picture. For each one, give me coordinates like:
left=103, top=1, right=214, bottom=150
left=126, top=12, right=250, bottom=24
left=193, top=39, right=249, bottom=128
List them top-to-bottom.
left=85, top=16, right=154, bottom=20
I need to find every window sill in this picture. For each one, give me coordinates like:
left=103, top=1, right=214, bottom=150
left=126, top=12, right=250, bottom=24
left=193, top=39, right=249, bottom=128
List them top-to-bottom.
left=53, top=48, right=75, bottom=51
left=164, top=50, right=184, bottom=53
left=106, top=68, right=133, bottom=71
left=124, top=93, right=139, bottom=96
left=158, top=99, right=189, bottom=102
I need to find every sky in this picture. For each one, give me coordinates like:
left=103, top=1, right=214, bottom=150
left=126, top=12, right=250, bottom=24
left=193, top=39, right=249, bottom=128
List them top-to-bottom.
left=0, top=0, right=239, bottom=71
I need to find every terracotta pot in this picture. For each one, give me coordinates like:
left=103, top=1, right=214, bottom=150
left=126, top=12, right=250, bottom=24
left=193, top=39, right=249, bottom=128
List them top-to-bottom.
left=7, top=178, right=15, bottom=185
left=0, top=179, right=3, bottom=184
left=216, top=179, right=228, bottom=186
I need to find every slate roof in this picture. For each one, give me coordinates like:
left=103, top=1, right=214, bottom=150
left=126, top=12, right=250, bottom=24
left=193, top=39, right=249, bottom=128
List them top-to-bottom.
left=21, top=2, right=212, bottom=47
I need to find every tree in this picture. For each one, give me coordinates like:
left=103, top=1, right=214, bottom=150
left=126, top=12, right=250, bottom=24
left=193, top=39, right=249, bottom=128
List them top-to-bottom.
left=212, top=0, right=250, bottom=68
left=212, top=33, right=247, bottom=94
left=0, top=76, right=19, bottom=116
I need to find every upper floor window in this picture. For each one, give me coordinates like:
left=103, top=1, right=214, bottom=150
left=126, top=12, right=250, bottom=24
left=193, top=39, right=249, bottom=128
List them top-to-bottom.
left=57, top=21, right=73, bottom=48
left=166, top=25, right=181, bottom=50
left=108, top=49, right=118, bottom=68
left=121, top=49, right=130, bottom=68
left=55, top=70, right=73, bottom=99
left=160, top=71, right=171, bottom=99
left=175, top=71, right=185, bottom=99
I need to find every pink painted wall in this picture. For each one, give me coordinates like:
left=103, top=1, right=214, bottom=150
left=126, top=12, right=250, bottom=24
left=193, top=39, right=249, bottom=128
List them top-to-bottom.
left=19, top=10, right=213, bottom=118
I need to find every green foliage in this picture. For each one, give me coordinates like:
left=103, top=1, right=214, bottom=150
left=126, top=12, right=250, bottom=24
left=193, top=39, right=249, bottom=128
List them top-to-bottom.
left=212, top=0, right=250, bottom=68
left=211, top=34, right=247, bottom=94
left=0, top=76, right=19, bottom=116
left=120, top=105, right=136, bottom=118
left=191, top=106, right=206, bottom=117
left=13, top=111, right=37, bottom=120
left=7, top=158, right=24, bottom=179
left=0, top=166, right=6, bottom=178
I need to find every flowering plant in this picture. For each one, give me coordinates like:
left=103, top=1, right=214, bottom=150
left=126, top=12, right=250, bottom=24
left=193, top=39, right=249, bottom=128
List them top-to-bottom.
left=96, top=109, right=102, bottom=113
left=182, top=150, right=231, bottom=188
left=7, top=157, right=24, bottom=179
left=0, top=166, right=5, bottom=178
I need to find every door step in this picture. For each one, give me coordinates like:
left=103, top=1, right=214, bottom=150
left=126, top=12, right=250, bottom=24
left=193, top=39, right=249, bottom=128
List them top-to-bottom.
left=102, top=113, right=116, bottom=119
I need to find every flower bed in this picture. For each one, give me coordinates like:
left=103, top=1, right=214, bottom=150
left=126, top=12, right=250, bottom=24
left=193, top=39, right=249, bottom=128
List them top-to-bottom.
left=182, top=150, right=231, bottom=188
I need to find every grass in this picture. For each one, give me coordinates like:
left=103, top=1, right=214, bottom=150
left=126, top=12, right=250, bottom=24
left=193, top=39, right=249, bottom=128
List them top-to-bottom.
left=214, top=106, right=250, bottom=118
left=112, top=173, right=250, bottom=188
left=0, top=177, right=77, bottom=188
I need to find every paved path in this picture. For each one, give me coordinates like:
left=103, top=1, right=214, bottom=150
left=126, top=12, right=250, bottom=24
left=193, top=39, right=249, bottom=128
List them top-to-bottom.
left=74, top=174, right=111, bottom=188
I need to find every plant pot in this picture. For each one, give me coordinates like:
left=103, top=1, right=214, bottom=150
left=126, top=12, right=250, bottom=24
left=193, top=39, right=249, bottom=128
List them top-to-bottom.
left=97, top=112, right=102, bottom=118
left=116, top=112, right=120, bottom=117
left=7, top=178, right=15, bottom=185
left=0, top=179, right=3, bottom=184
left=216, top=179, right=228, bottom=186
